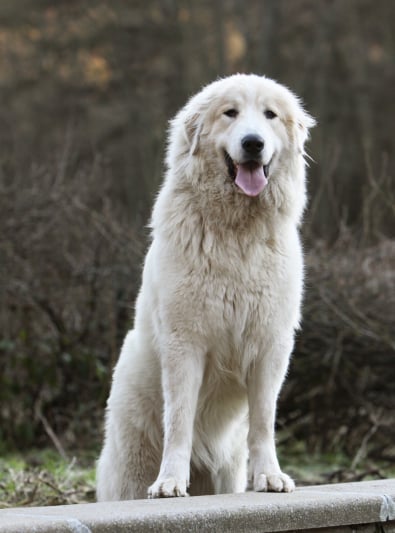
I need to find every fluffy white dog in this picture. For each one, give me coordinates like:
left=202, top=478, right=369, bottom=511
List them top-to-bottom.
left=96, top=74, right=315, bottom=500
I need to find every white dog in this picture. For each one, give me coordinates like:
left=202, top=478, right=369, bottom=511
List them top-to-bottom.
left=96, top=74, right=315, bottom=500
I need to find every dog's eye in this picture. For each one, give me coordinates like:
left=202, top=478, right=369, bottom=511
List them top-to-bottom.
left=224, top=109, right=238, bottom=118
left=264, top=109, right=277, bottom=119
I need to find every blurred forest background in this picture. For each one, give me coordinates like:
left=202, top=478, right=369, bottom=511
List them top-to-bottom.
left=1, top=0, right=394, bottom=481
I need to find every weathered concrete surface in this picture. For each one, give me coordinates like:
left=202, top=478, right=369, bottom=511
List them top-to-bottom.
left=0, top=479, right=394, bottom=532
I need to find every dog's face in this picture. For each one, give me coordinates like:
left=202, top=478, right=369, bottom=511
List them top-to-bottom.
left=171, top=74, right=315, bottom=199
left=208, top=90, right=289, bottom=197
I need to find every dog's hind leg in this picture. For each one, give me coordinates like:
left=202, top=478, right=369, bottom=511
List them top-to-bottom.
left=97, top=330, right=162, bottom=500
left=96, top=430, right=159, bottom=500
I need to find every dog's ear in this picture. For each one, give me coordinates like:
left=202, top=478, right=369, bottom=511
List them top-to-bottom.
left=293, top=109, right=316, bottom=154
left=184, top=111, right=203, bottom=156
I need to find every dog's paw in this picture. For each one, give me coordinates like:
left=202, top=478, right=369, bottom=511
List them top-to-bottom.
left=253, top=472, right=295, bottom=493
left=148, top=477, right=189, bottom=498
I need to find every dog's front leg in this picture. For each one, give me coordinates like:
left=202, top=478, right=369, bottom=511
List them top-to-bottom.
left=148, top=337, right=205, bottom=498
left=247, top=340, right=295, bottom=493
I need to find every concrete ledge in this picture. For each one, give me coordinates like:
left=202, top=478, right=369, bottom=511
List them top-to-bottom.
left=0, top=479, right=394, bottom=532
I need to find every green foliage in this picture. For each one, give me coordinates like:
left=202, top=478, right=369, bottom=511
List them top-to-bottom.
left=278, top=440, right=395, bottom=486
left=1, top=446, right=394, bottom=507
left=0, top=450, right=96, bottom=508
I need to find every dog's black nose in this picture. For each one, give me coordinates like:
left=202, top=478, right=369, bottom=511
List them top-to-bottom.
left=241, top=134, right=264, bottom=156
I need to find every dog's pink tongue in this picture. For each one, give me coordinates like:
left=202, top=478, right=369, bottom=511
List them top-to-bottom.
left=235, top=164, right=267, bottom=197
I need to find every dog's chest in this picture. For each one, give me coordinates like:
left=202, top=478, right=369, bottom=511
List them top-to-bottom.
left=198, top=254, right=282, bottom=344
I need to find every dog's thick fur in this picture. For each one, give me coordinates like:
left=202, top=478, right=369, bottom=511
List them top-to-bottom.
left=96, top=74, right=315, bottom=500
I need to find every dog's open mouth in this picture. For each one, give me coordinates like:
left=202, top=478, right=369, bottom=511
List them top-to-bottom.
left=224, top=151, right=270, bottom=197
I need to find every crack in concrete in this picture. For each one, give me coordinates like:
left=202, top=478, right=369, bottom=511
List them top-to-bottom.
left=380, top=494, right=395, bottom=521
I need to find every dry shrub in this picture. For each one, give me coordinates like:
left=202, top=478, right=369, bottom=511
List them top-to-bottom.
left=0, top=154, right=142, bottom=450
left=280, top=232, right=395, bottom=463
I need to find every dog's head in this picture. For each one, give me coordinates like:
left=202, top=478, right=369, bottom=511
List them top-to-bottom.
left=168, top=74, right=315, bottom=202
